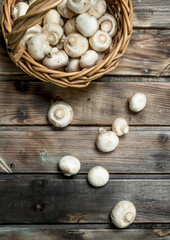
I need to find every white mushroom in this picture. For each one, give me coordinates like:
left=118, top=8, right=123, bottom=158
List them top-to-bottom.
left=57, top=0, right=76, bottom=19
left=68, top=0, right=91, bottom=14
left=87, top=0, right=107, bottom=19
left=12, top=2, right=29, bottom=20
left=43, top=9, right=61, bottom=26
left=76, top=13, right=99, bottom=37
left=98, top=13, right=117, bottom=37
left=64, top=17, right=78, bottom=36
left=42, top=23, right=63, bottom=46
left=20, top=24, right=42, bottom=46
left=89, top=30, right=112, bottom=52
left=27, top=33, right=52, bottom=60
left=64, top=33, right=89, bottom=58
left=42, top=48, right=69, bottom=69
left=80, top=50, right=98, bottom=68
left=65, top=58, right=80, bottom=72
left=128, top=93, right=147, bottom=113
left=48, top=101, right=73, bottom=128
left=112, top=118, right=129, bottom=137
left=96, top=128, right=119, bottom=153
left=59, top=156, right=81, bottom=176
left=87, top=166, right=109, bottom=187
left=111, top=201, right=136, bottom=228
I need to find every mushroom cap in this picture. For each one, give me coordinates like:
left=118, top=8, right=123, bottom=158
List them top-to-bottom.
left=57, top=0, right=76, bottom=18
left=68, top=0, right=91, bottom=14
left=87, top=0, right=107, bottom=19
left=13, top=2, right=29, bottom=20
left=43, top=9, right=61, bottom=26
left=76, top=13, right=99, bottom=37
left=98, top=13, right=117, bottom=37
left=64, top=17, right=78, bottom=36
left=42, top=23, right=63, bottom=45
left=20, top=24, right=42, bottom=46
left=89, top=30, right=112, bottom=52
left=64, top=33, right=89, bottom=58
left=42, top=48, right=69, bottom=70
left=80, top=50, right=98, bottom=68
left=65, top=58, right=80, bottom=72
left=128, top=93, right=147, bottom=112
left=47, top=101, right=73, bottom=128
left=112, top=118, right=129, bottom=136
left=96, top=128, right=119, bottom=152
left=59, top=156, right=81, bottom=176
left=88, top=166, right=109, bottom=187
left=111, top=201, right=136, bottom=228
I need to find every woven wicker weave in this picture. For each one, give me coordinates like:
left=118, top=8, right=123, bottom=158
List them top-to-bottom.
left=1, top=0, right=133, bottom=88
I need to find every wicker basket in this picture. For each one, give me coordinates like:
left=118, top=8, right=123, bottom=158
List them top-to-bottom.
left=1, top=0, right=133, bottom=88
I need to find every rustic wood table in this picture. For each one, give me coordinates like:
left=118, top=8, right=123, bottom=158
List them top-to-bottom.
left=0, top=0, right=170, bottom=239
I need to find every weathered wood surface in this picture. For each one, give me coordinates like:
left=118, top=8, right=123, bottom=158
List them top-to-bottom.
left=0, top=30, right=170, bottom=76
left=0, top=81, right=169, bottom=126
left=0, top=126, right=169, bottom=173
left=0, top=176, right=169, bottom=223
left=0, top=228, right=170, bottom=240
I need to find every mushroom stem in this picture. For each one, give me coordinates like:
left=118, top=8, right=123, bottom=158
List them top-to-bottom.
left=55, top=108, right=66, bottom=119
left=122, top=125, right=129, bottom=134
left=98, top=127, right=107, bottom=134
left=124, top=212, right=134, bottom=222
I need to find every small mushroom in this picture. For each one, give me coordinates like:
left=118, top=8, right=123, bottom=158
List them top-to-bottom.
left=57, top=0, right=76, bottom=19
left=68, top=0, right=91, bottom=14
left=87, top=0, right=107, bottom=19
left=12, top=2, right=29, bottom=20
left=43, top=9, right=61, bottom=26
left=76, top=13, right=99, bottom=37
left=98, top=13, right=117, bottom=37
left=64, top=17, right=78, bottom=36
left=42, top=23, right=63, bottom=46
left=20, top=24, right=42, bottom=46
left=89, top=30, right=112, bottom=52
left=27, top=33, right=52, bottom=60
left=64, top=33, right=89, bottom=58
left=42, top=48, right=69, bottom=69
left=80, top=50, right=98, bottom=68
left=65, top=58, right=80, bottom=72
left=128, top=93, right=147, bottom=112
left=48, top=101, right=73, bottom=128
left=112, top=118, right=129, bottom=137
left=96, top=128, right=119, bottom=152
left=59, top=156, right=81, bottom=176
left=87, top=166, right=109, bottom=187
left=111, top=201, right=136, bottom=228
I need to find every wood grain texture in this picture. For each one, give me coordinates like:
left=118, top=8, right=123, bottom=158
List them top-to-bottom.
left=0, top=30, right=170, bottom=76
left=0, top=81, right=169, bottom=126
left=0, top=176, right=169, bottom=223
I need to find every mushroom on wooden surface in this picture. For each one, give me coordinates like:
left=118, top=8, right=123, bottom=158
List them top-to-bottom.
left=128, top=93, right=147, bottom=112
left=112, top=118, right=129, bottom=137
left=59, top=156, right=81, bottom=176
left=87, top=166, right=109, bottom=187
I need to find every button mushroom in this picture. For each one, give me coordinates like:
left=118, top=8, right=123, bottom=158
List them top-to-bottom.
left=57, top=0, right=76, bottom=19
left=68, top=0, right=91, bottom=14
left=87, top=0, right=107, bottom=19
left=12, top=2, right=29, bottom=20
left=43, top=9, right=61, bottom=26
left=76, top=13, right=99, bottom=37
left=98, top=13, right=117, bottom=37
left=64, top=17, right=78, bottom=36
left=42, top=23, right=63, bottom=46
left=20, top=24, right=42, bottom=46
left=89, top=30, right=112, bottom=52
left=27, top=33, right=52, bottom=60
left=64, top=33, right=89, bottom=58
left=42, top=48, right=69, bottom=70
left=80, top=50, right=99, bottom=68
left=65, top=58, right=80, bottom=72
left=128, top=93, right=147, bottom=112
left=48, top=101, right=73, bottom=128
left=112, top=118, right=129, bottom=137
left=96, top=128, right=119, bottom=152
left=59, top=156, right=81, bottom=176
left=88, top=166, right=109, bottom=187
left=111, top=201, right=136, bottom=228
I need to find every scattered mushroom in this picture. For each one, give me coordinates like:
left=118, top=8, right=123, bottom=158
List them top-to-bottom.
left=57, top=0, right=76, bottom=19
left=68, top=0, right=91, bottom=14
left=87, top=0, right=107, bottom=19
left=12, top=2, right=29, bottom=20
left=43, top=9, right=61, bottom=26
left=76, top=13, right=99, bottom=37
left=98, top=13, right=117, bottom=37
left=64, top=17, right=78, bottom=36
left=42, top=23, right=63, bottom=46
left=20, top=24, right=42, bottom=46
left=89, top=30, right=112, bottom=52
left=64, top=33, right=89, bottom=58
left=80, top=50, right=98, bottom=68
left=65, top=58, right=80, bottom=72
left=128, top=93, right=147, bottom=113
left=48, top=101, right=73, bottom=128
left=112, top=118, right=129, bottom=137
left=96, top=128, right=119, bottom=152
left=59, top=155, right=81, bottom=176
left=87, top=166, right=109, bottom=187
left=111, top=201, right=136, bottom=228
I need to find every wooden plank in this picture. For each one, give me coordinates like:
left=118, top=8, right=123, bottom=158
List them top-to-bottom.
left=0, top=30, right=170, bottom=76
left=0, top=81, right=169, bottom=126
left=0, top=126, right=169, bottom=173
left=0, top=176, right=169, bottom=223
